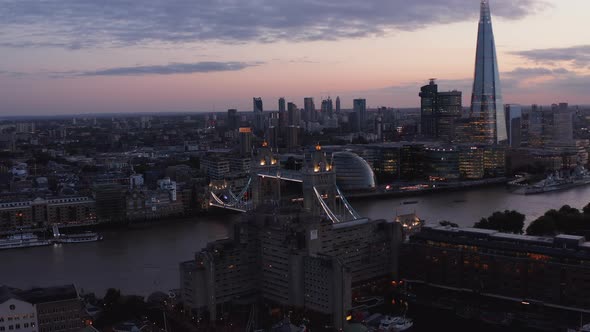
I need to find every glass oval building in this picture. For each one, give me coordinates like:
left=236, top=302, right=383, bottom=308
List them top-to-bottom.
left=332, top=151, right=376, bottom=191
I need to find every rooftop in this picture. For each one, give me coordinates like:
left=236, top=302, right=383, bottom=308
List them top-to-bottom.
left=418, top=225, right=590, bottom=257
left=17, top=284, right=79, bottom=304
left=0, top=286, right=22, bottom=304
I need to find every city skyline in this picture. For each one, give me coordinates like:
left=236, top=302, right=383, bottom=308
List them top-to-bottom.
left=1, top=0, right=589, bottom=115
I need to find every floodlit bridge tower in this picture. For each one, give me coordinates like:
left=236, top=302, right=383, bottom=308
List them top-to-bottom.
left=251, top=141, right=281, bottom=207
left=302, top=144, right=364, bottom=223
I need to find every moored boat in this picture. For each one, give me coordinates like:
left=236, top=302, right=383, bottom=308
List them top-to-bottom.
left=511, top=166, right=590, bottom=195
left=54, top=232, right=103, bottom=244
left=0, top=233, right=52, bottom=250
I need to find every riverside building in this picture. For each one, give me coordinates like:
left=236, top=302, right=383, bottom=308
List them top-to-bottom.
left=401, top=225, right=590, bottom=323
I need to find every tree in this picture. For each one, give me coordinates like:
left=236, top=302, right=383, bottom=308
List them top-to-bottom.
left=526, top=205, right=590, bottom=236
left=473, top=210, right=525, bottom=234
left=526, top=214, right=557, bottom=236
left=439, top=221, right=459, bottom=228
left=103, top=288, right=121, bottom=307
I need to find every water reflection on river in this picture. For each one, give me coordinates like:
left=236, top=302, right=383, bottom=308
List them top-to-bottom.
left=1, top=185, right=589, bottom=296
left=354, top=185, right=590, bottom=227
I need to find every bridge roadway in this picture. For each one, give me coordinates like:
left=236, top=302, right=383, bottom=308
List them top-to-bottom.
left=209, top=169, right=304, bottom=212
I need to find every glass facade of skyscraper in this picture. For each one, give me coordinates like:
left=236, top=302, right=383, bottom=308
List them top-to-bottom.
left=470, top=0, right=507, bottom=145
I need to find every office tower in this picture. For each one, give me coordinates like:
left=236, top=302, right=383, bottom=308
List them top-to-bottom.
left=470, top=0, right=507, bottom=144
left=419, top=80, right=437, bottom=138
left=437, top=91, right=462, bottom=141
left=336, top=96, right=341, bottom=113
left=253, top=97, right=264, bottom=132
left=253, top=97, right=263, bottom=113
left=278, top=97, right=286, bottom=113
left=304, top=97, right=316, bottom=122
left=321, top=97, right=334, bottom=119
left=353, top=99, right=367, bottom=132
left=288, top=102, right=301, bottom=127
left=528, top=103, right=574, bottom=147
left=551, top=103, right=573, bottom=144
left=504, top=104, right=522, bottom=148
left=528, top=104, right=545, bottom=147
left=227, top=109, right=238, bottom=130
left=278, top=110, right=288, bottom=131
left=268, top=111, right=280, bottom=128
left=375, top=115, right=383, bottom=141
left=266, top=126, right=279, bottom=149
left=286, top=126, right=301, bottom=150
left=239, top=127, right=253, bottom=155
left=400, top=144, right=425, bottom=180
left=424, top=146, right=460, bottom=181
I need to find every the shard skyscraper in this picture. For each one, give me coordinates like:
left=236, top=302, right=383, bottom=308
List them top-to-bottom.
left=470, top=0, right=507, bottom=144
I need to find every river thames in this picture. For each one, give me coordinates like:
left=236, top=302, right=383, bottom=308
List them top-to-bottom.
left=2, top=185, right=590, bottom=296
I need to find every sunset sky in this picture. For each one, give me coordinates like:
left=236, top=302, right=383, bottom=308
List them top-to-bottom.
left=1, top=0, right=589, bottom=115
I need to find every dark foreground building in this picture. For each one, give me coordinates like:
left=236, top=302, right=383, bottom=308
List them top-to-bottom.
left=181, top=145, right=402, bottom=330
left=401, top=225, right=590, bottom=327
left=0, top=284, right=85, bottom=332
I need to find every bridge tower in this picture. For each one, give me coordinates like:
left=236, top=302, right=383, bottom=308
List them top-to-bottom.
left=251, top=141, right=280, bottom=207
left=302, top=144, right=362, bottom=223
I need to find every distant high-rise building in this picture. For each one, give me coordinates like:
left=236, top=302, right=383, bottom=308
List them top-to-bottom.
left=470, top=0, right=507, bottom=144
left=419, top=80, right=437, bottom=138
left=437, top=90, right=462, bottom=141
left=336, top=96, right=341, bottom=113
left=253, top=97, right=265, bottom=132
left=253, top=97, right=263, bottom=113
left=278, top=97, right=286, bottom=113
left=304, top=97, right=316, bottom=122
left=321, top=97, right=334, bottom=118
left=353, top=99, right=367, bottom=132
left=288, top=102, right=301, bottom=127
left=528, top=103, right=574, bottom=147
left=551, top=103, right=573, bottom=145
left=504, top=104, right=522, bottom=148
left=528, top=104, right=545, bottom=147
left=227, top=109, right=239, bottom=130
left=374, top=115, right=383, bottom=141
left=15, top=122, right=35, bottom=134
left=266, top=126, right=279, bottom=149
left=286, top=126, right=301, bottom=150
left=239, top=127, right=253, bottom=155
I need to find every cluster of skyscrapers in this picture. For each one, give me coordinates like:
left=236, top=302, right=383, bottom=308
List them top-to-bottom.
left=419, top=0, right=507, bottom=145
left=176, top=1, right=587, bottom=330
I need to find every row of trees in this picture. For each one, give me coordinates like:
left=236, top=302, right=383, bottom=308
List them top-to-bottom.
left=471, top=203, right=590, bottom=236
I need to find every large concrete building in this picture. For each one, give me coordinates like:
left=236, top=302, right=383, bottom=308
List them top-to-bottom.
left=419, top=80, right=462, bottom=141
left=353, top=99, right=367, bottom=132
left=528, top=103, right=574, bottom=148
left=504, top=104, right=523, bottom=148
left=180, top=145, right=401, bottom=330
left=0, top=197, right=96, bottom=233
left=401, top=225, right=590, bottom=326
left=0, top=285, right=85, bottom=332
left=0, top=287, right=38, bottom=332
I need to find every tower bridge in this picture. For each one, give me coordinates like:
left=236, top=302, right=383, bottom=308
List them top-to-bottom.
left=208, top=143, right=365, bottom=224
